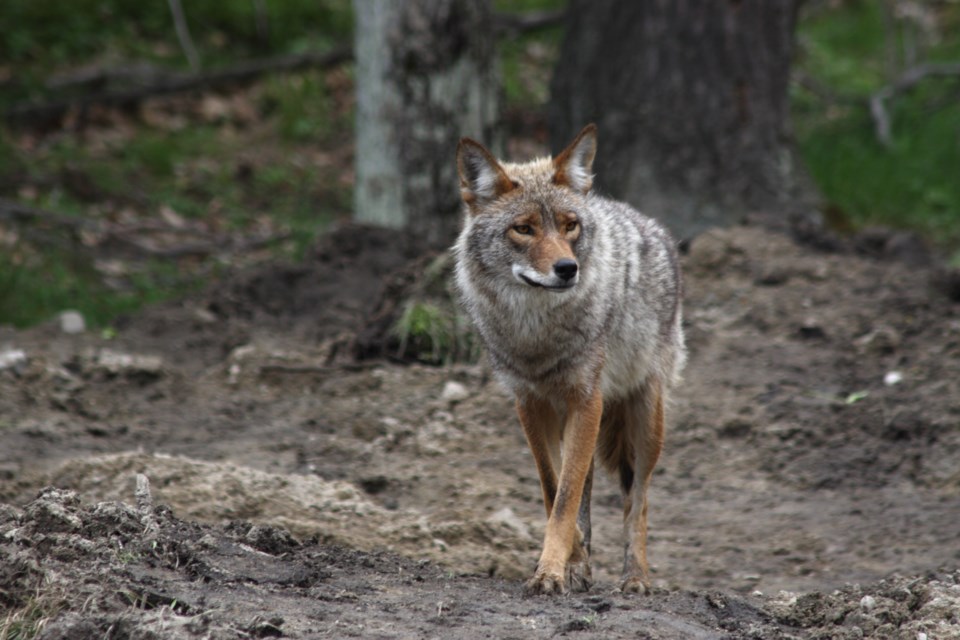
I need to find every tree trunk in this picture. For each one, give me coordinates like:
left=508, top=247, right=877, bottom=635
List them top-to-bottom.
left=353, top=0, right=500, bottom=246
left=549, top=0, right=816, bottom=240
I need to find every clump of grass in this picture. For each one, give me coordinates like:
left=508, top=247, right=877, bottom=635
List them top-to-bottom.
left=391, top=254, right=480, bottom=365
left=395, top=301, right=453, bottom=363
left=393, top=302, right=480, bottom=366
left=0, top=591, right=66, bottom=640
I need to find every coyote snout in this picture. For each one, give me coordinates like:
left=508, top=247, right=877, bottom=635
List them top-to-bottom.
left=453, top=124, right=686, bottom=595
left=512, top=257, right=579, bottom=290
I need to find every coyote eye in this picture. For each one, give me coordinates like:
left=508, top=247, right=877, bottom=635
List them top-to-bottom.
left=565, top=220, right=579, bottom=233
left=513, top=224, right=533, bottom=235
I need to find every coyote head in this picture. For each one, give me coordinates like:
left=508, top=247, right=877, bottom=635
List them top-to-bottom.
left=456, top=125, right=598, bottom=293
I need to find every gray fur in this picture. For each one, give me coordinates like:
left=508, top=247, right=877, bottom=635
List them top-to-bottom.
left=453, top=127, right=686, bottom=594
left=453, top=160, right=686, bottom=407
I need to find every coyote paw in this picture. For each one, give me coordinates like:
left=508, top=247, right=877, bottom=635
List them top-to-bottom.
left=566, top=559, right=593, bottom=593
left=524, top=569, right=566, bottom=596
left=619, top=575, right=650, bottom=595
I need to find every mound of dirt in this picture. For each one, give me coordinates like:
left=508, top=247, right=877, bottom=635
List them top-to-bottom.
left=2, top=222, right=959, bottom=638
left=45, top=451, right=538, bottom=580
left=1, top=487, right=957, bottom=639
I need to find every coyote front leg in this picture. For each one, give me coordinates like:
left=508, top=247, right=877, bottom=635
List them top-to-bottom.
left=518, top=387, right=603, bottom=595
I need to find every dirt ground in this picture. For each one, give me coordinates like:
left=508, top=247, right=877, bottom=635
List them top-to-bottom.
left=1, top=222, right=959, bottom=639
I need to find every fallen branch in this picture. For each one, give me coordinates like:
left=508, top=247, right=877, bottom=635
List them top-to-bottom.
left=7, top=7, right=565, bottom=129
left=493, top=9, right=566, bottom=35
left=5, top=46, right=352, bottom=128
left=46, top=62, right=171, bottom=92
left=869, top=62, right=960, bottom=146
left=0, top=197, right=96, bottom=232
left=1, top=197, right=289, bottom=259
left=258, top=362, right=380, bottom=375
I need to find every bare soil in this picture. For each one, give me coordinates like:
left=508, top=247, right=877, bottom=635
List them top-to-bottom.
left=2, top=222, right=959, bottom=639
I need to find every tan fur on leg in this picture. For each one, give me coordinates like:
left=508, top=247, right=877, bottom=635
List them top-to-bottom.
left=620, top=377, right=665, bottom=594
left=525, top=386, right=603, bottom=595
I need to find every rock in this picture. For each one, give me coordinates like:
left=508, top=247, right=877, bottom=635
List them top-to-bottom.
left=59, top=310, right=86, bottom=334
left=0, top=348, right=26, bottom=371
left=92, top=349, right=164, bottom=378
left=883, top=371, right=903, bottom=386
left=441, top=380, right=470, bottom=404
left=859, top=595, right=877, bottom=612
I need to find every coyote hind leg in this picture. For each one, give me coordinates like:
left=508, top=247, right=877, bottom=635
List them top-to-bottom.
left=619, top=377, right=665, bottom=594
left=565, top=458, right=594, bottom=592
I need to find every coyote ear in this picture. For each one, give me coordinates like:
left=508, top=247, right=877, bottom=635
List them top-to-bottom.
left=553, top=124, right=597, bottom=194
left=457, top=138, right=515, bottom=208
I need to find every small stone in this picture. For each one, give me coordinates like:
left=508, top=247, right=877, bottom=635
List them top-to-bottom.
left=193, top=307, right=218, bottom=324
left=59, top=310, right=86, bottom=334
left=798, top=318, right=826, bottom=339
left=855, top=326, right=901, bottom=355
left=0, top=349, right=26, bottom=371
left=94, top=349, right=164, bottom=377
left=883, top=371, right=903, bottom=386
left=441, top=381, right=470, bottom=403
left=859, top=595, right=876, bottom=612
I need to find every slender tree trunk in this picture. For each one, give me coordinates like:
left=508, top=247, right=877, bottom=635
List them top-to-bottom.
left=353, top=0, right=500, bottom=246
left=549, top=0, right=816, bottom=240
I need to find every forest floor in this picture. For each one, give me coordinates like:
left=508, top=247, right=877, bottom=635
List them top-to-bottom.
left=2, top=222, right=960, bottom=639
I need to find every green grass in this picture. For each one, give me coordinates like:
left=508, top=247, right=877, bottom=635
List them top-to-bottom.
left=0, top=0, right=355, bottom=312
left=2, top=0, right=959, bottom=329
left=794, top=1, right=960, bottom=248
left=799, top=96, right=960, bottom=244
left=0, top=111, right=345, bottom=327
left=0, top=250, right=192, bottom=328
left=0, top=592, right=65, bottom=640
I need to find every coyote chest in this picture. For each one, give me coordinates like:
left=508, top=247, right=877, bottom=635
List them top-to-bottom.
left=461, top=247, right=662, bottom=400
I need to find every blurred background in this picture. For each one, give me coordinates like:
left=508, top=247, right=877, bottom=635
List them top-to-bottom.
left=1, top=0, right=958, bottom=328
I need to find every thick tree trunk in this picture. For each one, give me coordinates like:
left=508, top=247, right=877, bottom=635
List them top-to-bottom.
left=353, top=0, right=500, bottom=246
left=549, top=0, right=815, bottom=240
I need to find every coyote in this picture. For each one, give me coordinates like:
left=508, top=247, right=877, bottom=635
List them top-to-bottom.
left=452, top=125, right=686, bottom=595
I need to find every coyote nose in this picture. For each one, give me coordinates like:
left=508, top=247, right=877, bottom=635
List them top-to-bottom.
left=553, top=259, right=578, bottom=281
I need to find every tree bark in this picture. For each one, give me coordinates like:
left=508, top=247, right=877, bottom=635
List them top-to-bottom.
left=353, top=0, right=500, bottom=246
left=549, top=0, right=815, bottom=240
